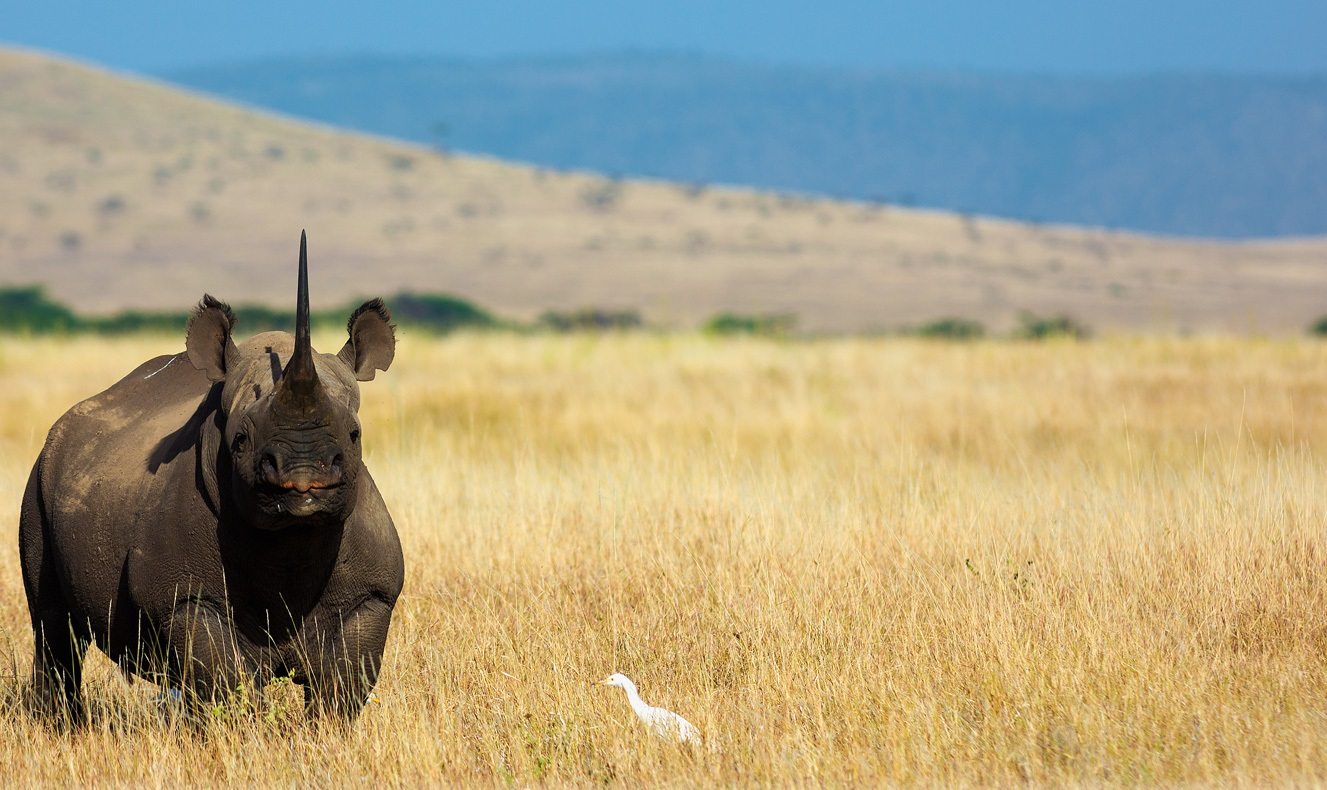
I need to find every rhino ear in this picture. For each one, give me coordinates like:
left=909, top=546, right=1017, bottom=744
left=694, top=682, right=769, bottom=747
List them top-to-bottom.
left=186, top=294, right=238, bottom=382
left=338, top=298, right=395, bottom=381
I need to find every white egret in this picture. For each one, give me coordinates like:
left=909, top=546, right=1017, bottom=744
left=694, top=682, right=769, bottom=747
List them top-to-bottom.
left=598, top=673, right=702, bottom=746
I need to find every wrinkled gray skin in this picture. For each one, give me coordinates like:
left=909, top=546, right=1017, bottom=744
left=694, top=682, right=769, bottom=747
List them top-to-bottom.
left=19, top=240, right=403, bottom=726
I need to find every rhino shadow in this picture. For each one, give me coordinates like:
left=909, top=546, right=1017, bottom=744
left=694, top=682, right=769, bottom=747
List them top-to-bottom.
left=146, top=382, right=222, bottom=475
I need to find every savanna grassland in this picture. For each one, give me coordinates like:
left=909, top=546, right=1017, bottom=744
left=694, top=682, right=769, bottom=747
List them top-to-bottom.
left=2, top=331, right=1327, bottom=785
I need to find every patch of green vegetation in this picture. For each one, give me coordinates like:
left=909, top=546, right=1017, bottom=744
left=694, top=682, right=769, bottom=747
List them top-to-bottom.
left=0, top=286, right=80, bottom=332
left=0, top=287, right=497, bottom=335
left=0, top=288, right=1108, bottom=342
left=390, top=292, right=498, bottom=333
left=231, top=305, right=302, bottom=332
left=537, top=308, right=643, bottom=332
left=92, top=310, right=192, bottom=334
left=1014, top=311, right=1090, bottom=340
left=703, top=312, right=797, bottom=337
left=1308, top=316, right=1327, bottom=336
left=911, top=317, right=986, bottom=340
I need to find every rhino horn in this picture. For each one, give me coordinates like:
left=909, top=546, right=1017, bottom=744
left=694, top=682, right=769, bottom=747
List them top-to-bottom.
left=278, top=230, right=321, bottom=406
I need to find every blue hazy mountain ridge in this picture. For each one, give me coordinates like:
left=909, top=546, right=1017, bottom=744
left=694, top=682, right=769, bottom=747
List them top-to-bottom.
left=163, top=54, right=1327, bottom=239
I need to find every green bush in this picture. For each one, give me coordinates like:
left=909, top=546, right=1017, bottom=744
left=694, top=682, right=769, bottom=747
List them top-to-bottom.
left=0, top=287, right=81, bottom=332
left=0, top=287, right=498, bottom=336
left=389, top=292, right=496, bottom=333
left=233, top=305, right=300, bottom=332
left=538, top=308, right=643, bottom=332
left=90, top=310, right=188, bottom=334
left=1014, top=311, right=1090, bottom=340
left=703, top=312, right=797, bottom=336
left=1308, top=316, right=1327, bottom=336
left=912, top=317, right=986, bottom=340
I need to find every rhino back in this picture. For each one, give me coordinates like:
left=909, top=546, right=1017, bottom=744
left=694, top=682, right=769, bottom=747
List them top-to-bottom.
left=39, top=352, right=217, bottom=622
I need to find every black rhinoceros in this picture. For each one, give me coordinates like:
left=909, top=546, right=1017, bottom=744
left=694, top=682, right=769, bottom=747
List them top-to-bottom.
left=19, top=232, right=403, bottom=724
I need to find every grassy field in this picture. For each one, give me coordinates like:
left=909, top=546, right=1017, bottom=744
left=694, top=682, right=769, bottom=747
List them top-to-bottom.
left=2, top=331, right=1327, bottom=785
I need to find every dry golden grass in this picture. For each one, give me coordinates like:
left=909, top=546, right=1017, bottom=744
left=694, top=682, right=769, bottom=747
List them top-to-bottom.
left=4, top=46, right=1327, bottom=333
left=2, top=330, right=1327, bottom=785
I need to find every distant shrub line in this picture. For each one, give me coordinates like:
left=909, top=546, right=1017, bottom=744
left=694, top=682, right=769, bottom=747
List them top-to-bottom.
left=23, top=285, right=1275, bottom=341
left=0, top=286, right=499, bottom=336
left=537, top=308, right=642, bottom=332
left=1012, top=311, right=1091, bottom=341
left=703, top=312, right=797, bottom=337
left=908, top=317, right=986, bottom=340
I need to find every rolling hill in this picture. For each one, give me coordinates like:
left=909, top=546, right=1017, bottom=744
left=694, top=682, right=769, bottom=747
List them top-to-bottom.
left=1, top=46, right=1326, bottom=334
left=166, top=54, right=1327, bottom=238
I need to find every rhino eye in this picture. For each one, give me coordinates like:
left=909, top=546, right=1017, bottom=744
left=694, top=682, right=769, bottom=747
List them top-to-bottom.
left=349, top=428, right=361, bottom=444
left=232, top=433, right=249, bottom=455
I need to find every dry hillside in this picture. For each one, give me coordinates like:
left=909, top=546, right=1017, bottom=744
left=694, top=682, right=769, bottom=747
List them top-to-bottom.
left=1, top=46, right=1325, bottom=332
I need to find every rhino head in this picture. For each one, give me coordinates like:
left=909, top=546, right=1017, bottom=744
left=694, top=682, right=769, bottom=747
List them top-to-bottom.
left=184, top=232, right=395, bottom=530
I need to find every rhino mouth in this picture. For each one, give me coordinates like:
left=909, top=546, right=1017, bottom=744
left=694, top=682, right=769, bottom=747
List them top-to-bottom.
left=258, top=454, right=344, bottom=495
left=254, top=478, right=347, bottom=520
left=272, top=479, right=343, bottom=493
left=274, top=492, right=330, bottom=517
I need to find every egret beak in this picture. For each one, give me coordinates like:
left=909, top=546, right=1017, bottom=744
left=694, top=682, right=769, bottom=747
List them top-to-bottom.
left=597, top=677, right=614, bottom=686
left=366, top=692, right=382, bottom=705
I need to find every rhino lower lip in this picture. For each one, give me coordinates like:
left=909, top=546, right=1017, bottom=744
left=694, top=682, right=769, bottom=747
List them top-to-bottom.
left=259, top=490, right=336, bottom=515
left=277, top=492, right=328, bottom=509
left=270, top=493, right=323, bottom=516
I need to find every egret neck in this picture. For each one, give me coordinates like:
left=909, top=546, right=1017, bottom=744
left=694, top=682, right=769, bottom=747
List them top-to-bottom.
left=618, top=677, right=652, bottom=719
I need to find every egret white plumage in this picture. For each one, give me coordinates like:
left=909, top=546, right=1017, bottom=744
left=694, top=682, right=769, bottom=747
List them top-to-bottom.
left=598, top=673, right=702, bottom=746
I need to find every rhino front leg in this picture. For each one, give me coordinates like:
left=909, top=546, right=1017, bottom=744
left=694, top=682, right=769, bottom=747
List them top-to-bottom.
left=302, top=596, right=392, bottom=720
left=164, top=598, right=250, bottom=717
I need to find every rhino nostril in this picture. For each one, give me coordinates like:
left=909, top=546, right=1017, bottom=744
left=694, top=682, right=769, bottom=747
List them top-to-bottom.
left=260, top=453, right=280, bottom=483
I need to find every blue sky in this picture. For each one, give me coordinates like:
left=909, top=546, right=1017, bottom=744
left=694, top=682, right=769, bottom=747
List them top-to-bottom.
left=2, top=0, right=1324, bottom=75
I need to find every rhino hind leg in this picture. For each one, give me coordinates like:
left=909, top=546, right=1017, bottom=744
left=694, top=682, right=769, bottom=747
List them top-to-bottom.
left=19, top=457, right=90, bottom=727
left=30, top=613, right=91, bottom=727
